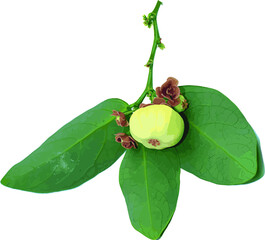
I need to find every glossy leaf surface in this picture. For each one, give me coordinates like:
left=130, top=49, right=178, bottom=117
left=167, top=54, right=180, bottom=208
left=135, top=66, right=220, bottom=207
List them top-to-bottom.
left=177, top=86, right=262, bottom=185
left=1, top=98, right=128, bottom=193
left=119, top=145, right=180, bottom=240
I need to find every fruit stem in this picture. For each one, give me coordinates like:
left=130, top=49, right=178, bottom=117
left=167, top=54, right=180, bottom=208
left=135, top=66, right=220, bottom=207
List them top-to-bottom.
left=129, top=1, right=163, bottom=109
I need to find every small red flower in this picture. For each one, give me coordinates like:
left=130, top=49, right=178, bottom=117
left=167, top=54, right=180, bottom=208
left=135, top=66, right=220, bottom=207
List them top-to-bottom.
left=156, top=77, right=181, bottom=107
left=111, top=110, right=129, bottom=127
left=115, top=133, right=137, bottom=149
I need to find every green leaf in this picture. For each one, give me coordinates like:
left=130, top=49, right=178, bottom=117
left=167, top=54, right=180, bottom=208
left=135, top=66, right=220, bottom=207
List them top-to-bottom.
left=177, top=85, right=263, bottom=185
left=1, top=98, right=128, bottom=193
left=119, top=145, right=180, bottom=240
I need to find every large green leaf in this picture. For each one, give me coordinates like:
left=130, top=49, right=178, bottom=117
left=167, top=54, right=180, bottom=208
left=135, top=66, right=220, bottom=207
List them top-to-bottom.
left=177, top=85, right=263, bottom=185
left=1, top=98, right=128, bottom=193
left=119, top=145, right=180, bottom=240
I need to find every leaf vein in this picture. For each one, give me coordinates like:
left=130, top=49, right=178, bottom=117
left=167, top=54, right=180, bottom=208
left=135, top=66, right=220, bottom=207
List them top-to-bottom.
left=189, top=120, right=255, bottom=175
left=143, top=147, right=153, bottom=228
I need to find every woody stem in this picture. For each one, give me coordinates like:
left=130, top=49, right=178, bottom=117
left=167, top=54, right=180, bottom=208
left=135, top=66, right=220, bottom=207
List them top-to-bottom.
left=129, top=0, right=163, bottom=109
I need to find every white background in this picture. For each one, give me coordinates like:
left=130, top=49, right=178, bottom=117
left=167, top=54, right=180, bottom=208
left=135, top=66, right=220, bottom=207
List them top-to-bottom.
left=0, top=0, right=265, bottom=239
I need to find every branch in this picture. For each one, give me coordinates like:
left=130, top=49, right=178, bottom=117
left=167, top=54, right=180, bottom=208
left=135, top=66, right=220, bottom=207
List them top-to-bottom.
left=129, top=1, right=164, bottom=109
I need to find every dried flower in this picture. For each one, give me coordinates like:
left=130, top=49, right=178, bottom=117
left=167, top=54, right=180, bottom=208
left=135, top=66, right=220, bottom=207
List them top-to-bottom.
left=156, top=77, right=181, bottom=107
left=111, top=110, right=129, bottom=127
left=115, top=133, right=137, bottom=149
left=148, top=139, right=160, bottom=147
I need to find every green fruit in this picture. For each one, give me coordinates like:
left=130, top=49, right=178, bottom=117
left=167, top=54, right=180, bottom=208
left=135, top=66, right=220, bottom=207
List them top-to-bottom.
left=129, top=105, right=184, bottom=150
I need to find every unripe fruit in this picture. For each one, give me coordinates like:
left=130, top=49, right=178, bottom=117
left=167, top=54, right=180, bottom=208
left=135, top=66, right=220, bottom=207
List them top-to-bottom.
left=129, top=105, right=184, bottom=150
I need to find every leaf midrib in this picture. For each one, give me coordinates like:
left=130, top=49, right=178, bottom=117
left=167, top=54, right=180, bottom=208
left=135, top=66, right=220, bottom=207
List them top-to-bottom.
left=46, top=101, right=127, bottom=163
left=19, top=107, right=124, bottom=178
left=55, top=117, right=114, bottom=159
left=189, top=120, right=255, bottom=175
left=28, top=122, right=114, bottom=192
left=59, top=124, right=109, bottom=189
left=142, top=147, right=153, bottom=229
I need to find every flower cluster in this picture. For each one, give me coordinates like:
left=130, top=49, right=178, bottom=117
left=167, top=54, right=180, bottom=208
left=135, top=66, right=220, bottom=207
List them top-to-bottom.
left=141, top=77, right=188, bottom=111
left=156, top=77, right=181, bottom=107
left=111, top=110, right=137, bottom=149
left=111, top=110, right=129, bottom=127
left=115, top=133, right=137, bottom=149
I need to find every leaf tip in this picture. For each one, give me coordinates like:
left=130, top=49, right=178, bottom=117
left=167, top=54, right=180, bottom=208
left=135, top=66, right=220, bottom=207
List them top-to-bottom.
left=1, top=174, right=10, bottom=187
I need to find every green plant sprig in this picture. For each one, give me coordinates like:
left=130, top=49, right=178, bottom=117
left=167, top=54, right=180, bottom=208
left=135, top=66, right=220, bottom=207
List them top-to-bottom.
left=129, top=0, right=164, bottom=110
left=1, top=1, right=263, bottom=240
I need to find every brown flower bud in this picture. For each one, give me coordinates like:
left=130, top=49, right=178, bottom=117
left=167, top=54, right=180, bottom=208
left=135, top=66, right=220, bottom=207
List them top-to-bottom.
left=156, top=77, right=181, bottom=107
left=111, top=110, right=129, bottom=127
left=115, top=133, right=137, bottom=149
